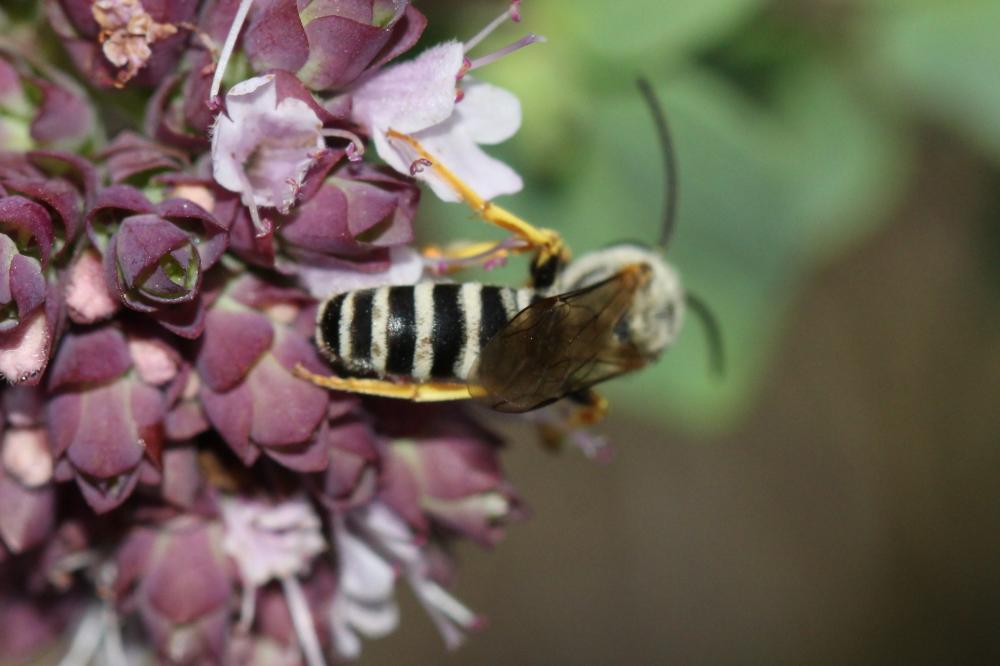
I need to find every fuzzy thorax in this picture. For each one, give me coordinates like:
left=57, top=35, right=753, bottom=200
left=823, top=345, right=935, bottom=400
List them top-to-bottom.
left=554, top=243, right=684, bottom=359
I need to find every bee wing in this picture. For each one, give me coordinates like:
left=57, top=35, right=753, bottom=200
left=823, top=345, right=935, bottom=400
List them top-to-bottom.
left=473, top=263, right=652, bottom=413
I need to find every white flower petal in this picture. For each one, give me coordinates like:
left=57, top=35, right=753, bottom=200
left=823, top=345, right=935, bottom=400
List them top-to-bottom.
left=351, top=42, right=464, bottom=134
left=211, top=75, right=323, bottom=212
left=455, top=79, right=521, bottom=145
left=412, top=121, right=523, bottom=202
left=298, top=247, right=425, bottom=299
left=0, top=310, right=50, bottom=384
left=2, top=427, right=52, bottom=487
left=220, top=496, right=326, bottom=588
left=338, top=532, right=396, bottom=600
left=344, top=598, right=399, bottom=638
left=330, top=608, right=362, bottom=660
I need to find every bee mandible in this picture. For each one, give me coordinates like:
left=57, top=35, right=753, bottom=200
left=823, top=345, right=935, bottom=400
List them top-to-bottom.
left=295, top=80, right=722, bottom=426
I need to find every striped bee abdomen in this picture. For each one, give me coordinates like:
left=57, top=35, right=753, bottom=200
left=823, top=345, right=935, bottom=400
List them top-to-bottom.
left=316, top=282, right=535, bottom=383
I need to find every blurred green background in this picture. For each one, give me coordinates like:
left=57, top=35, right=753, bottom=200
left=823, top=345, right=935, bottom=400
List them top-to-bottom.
left=374, top=0, right=1000, bottom=664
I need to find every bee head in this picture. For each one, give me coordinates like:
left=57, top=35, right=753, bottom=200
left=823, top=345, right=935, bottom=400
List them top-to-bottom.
left=555, top=243, right=684, bottom=358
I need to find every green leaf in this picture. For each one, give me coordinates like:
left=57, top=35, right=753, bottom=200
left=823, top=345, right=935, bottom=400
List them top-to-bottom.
left=560, top=0, right=766, bottom=61
left=870, top=0, right=1000, bottom=162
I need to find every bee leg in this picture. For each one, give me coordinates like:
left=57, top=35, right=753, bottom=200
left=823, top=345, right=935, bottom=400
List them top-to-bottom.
left=386, top=129, right=570, bottom=278
left=422, top=240, right=518, bottom=275
left=293, top=364, right=480, bottom=402
left=567, top=389, right=609, bottom=427
left=538, top=390, right=609, bottom=451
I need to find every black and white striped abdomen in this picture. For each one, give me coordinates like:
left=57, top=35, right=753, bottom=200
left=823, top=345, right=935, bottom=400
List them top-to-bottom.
left=316, top=283, right=536, bottom=383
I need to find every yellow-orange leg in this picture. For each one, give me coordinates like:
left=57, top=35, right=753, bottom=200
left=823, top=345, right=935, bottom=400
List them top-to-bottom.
left=387, top=129, right=570, bottom=271
left=422, top=239, right=526, bottom=275
left=293, top=364, right=482, bottom=402
left=539, top=390, right=610, bottom=450
left=569, top=391, right=610, bottom=427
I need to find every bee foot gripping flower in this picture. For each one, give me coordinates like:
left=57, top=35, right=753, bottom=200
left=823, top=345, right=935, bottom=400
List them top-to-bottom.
left=350, top=2, right=543, bottom=202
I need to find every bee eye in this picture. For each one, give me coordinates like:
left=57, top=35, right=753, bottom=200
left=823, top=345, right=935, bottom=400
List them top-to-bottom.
left=659, top=302, right=676, bottom=325
left=613, top=316, right=631, bottom=341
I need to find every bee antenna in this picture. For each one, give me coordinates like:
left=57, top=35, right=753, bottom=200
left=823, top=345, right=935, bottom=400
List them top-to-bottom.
left=636, top=78, right=678, bottom=250
left=684, top=292, right=725, bottom=378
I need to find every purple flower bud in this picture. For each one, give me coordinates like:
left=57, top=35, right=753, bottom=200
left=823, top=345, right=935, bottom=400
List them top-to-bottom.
left=243, top=0, right=427, bottom=92
left=0, top=46, right=97, bottom=151
left=99, top=131, right=189, bottom=185
left=0, top=151, right=97, bottom=256
left=270, top=163, right=418, bottom=274
left=87, top=187, right=227, bottom=337
left=0, top=195, right=58, bottom=384
left=107, top=214, right=202, bottom=309
left=198, top=274, right=333, bottom=471
left=47, top=325, right=166, bottom=512
left=377, top=405, right=523, bottom=546
left=316, top=414, right=378, bottom=510
left=0, top=424, right=56, bottom=555
left=158, top=444, right=203, bottom=509
left=115, top=516, right=235, bottom=663
left=0, top=580, right=81, bottom=662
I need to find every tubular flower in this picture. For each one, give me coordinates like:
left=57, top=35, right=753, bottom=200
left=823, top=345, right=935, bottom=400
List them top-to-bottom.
left=0, top=1, right=578, bottom=661
left=211, top=72, right=363, bottom=236
left=86, top=185, right=228, bottom=338
left=196, top=273, right=335, bottom=471
left=46, top=325, right=166, bottom=513
left=377, top=405, right=524, bottom=547
left=220, top=494, right=329, bottom=664
left=114, top=515, right=236, bottom=663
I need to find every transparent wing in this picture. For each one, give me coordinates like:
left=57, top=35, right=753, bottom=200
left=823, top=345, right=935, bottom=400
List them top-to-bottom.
left=473, top=263, right=652, bottom=413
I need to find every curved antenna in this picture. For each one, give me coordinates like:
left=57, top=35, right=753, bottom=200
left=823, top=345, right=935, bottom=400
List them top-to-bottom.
left=636, top=78, right=679, bottom=249
left=685, top=292, right=725, bottom=378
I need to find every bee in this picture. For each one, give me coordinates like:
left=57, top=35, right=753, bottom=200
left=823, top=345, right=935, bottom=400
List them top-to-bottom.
left=295, top=80, right=721, bottom=423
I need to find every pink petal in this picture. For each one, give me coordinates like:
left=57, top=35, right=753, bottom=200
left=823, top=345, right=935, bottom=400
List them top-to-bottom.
left=65, top=248, right=119, bottom=324
left=196, top=308, right=274, bottom=392
left=0, top=309, right=52, bottom=385
left=46, top=326, right=130, bottom=389
left=247, top=355, right=327, bottom=447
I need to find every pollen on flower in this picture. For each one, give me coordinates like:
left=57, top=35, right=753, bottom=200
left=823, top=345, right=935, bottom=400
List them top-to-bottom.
left=91, top=0, right=179, bottom=86
left=410, top=158, right=434, bottom=175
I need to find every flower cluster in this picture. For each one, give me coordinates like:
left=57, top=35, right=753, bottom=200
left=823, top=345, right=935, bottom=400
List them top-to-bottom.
left=0, top=0, right=546, bottom=663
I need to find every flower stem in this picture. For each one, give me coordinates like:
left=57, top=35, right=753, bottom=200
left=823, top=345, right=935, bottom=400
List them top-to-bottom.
left=210, top=0, right=255, bottom=100
left=283, top=575, right=328, bottom=666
